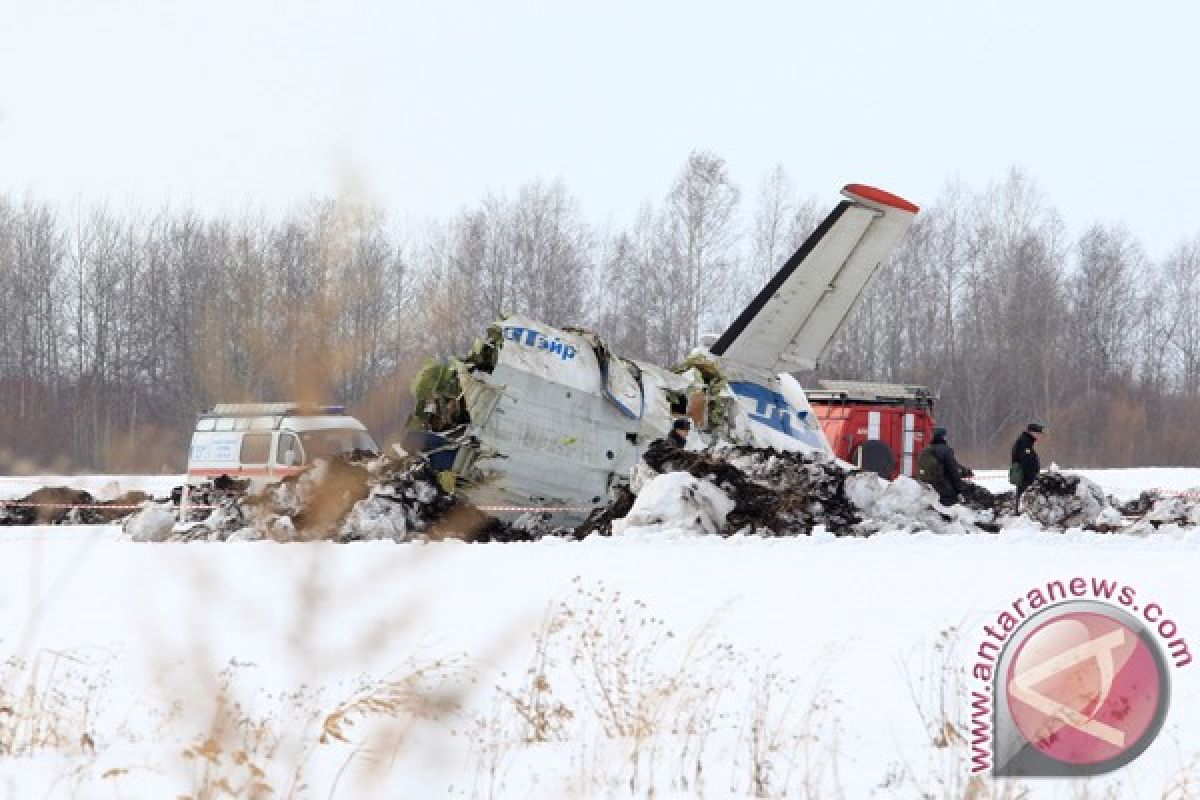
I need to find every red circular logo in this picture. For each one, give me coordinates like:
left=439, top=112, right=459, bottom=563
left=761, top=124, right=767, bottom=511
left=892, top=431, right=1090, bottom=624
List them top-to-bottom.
left=1005, top=610, right=1163, bottom=765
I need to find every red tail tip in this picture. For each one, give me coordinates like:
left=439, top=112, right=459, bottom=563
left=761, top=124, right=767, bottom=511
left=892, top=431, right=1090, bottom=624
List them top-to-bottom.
left=843, top=184, right=920, bottom=214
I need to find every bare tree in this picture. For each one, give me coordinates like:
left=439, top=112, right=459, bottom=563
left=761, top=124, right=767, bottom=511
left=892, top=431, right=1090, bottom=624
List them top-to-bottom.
left=660, top=150, right=741, bottom=362
left=509, top=179, right=593, bottom=328
left=1064, top=224, right=1144, bottom=392
left=1161, top=237, right=1200, bottom=396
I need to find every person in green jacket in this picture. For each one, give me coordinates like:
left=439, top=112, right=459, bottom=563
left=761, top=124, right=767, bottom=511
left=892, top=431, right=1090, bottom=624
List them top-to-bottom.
left=918, top=427, right=973, bottom=506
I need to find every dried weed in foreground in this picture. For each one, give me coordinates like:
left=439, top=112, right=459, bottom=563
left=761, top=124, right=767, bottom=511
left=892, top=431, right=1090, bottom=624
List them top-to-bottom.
left=469, top=578, right=845, bottom=798
left=0, top=648, right=111, bottom=758
left=320, top=654, right=468, bottom=745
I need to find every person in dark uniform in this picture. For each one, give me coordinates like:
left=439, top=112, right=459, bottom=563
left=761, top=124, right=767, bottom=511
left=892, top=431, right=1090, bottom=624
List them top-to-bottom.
left=666, top=417, right=691, bottom=448
left=1010, top=422, right=1044, bottom=511
left=917, top=426, right=972, bottom=506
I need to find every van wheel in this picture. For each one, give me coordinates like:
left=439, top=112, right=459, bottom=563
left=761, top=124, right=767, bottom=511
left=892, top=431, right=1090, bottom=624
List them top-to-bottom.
left=856, top=440, right=896, bottom=480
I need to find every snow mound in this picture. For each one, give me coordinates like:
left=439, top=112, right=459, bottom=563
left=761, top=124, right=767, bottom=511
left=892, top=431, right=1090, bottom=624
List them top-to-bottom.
left=612, top=472, right=735, bottom=536
left=845, top=473, right=996, bottom=535
left=123, top=504, right=176, bottom=542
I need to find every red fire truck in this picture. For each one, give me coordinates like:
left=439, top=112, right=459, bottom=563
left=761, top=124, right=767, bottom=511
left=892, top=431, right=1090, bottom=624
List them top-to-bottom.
left=805, top=380, right=936, bottom=480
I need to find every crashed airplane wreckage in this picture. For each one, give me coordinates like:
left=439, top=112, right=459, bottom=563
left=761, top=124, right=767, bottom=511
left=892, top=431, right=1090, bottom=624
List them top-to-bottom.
left=405, top=184, right=920, bottom=519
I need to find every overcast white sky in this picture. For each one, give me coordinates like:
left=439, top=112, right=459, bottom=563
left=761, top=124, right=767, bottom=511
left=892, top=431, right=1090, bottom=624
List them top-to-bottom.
left=1, top=0, right=1197, bottom=258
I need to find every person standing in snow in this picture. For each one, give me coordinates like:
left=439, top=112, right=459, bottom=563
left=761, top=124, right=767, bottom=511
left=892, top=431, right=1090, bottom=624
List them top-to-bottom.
left=666, top=417, right=691, bottom=449
left=1010, top=422, right=1044, bottom=511
left=917, top=426, right=971, bottom=506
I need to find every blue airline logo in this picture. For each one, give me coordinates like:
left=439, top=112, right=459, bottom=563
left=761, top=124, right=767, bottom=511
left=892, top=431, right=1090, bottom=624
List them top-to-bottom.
left=502, top=325, right=578, bottom=361
left=729, top=381, right=823, bottom=447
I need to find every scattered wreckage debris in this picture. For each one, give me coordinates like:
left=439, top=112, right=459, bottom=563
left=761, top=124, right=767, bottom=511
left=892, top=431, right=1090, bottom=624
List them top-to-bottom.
left=635, top=439, right=862, bottom=535
left=623, top=440, right=1006, bottom=537
left=584, top=442, right=1138, bottom=538
left=8, top=450, right=1195, bottom=541
left=126, top=452, right=522, bottom=543
left=1017, top=472, right=1115, bottom=529
left=960, top=481, right=1009, bottom=513
left=571, top=486, right=637, bottom=540
left=0, top=487, right=152, bottom=525
left=1114, top=490, right=1200, bottom=533
left=1118, top=491, right=1159, bottom=518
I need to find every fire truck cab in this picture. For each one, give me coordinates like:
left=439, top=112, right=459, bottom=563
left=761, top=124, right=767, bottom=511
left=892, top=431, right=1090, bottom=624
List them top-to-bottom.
left=805, top=380, right=935, bottom=480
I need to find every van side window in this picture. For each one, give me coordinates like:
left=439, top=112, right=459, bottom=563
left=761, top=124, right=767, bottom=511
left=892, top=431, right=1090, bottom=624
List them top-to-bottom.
left=240, top=433, right=271, bottom=465
left=276, top=433, right=301, bottom=466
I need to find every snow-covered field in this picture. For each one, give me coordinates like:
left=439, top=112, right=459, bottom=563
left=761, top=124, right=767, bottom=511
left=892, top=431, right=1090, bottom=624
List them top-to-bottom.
left=1, top=469, right=1199, bottom=798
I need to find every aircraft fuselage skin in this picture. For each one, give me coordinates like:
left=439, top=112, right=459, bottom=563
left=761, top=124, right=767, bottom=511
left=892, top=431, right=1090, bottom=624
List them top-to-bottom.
left=446, top=184, right=920, bottom=518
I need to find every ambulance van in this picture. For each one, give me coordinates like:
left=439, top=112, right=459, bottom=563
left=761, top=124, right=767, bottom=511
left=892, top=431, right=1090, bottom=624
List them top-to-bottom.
left=183, top=403, right=378, bottom=513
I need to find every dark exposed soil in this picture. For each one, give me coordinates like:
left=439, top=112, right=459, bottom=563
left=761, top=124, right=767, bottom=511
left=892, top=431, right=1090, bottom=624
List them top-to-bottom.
left=0, top=486, right=152, bottom=525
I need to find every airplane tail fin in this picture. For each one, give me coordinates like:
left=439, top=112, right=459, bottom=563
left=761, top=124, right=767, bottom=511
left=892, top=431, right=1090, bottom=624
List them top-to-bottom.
left=711, top=184, right=918, bottom=377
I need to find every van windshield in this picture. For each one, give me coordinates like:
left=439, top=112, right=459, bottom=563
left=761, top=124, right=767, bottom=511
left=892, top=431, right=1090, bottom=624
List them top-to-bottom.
left=297, top=430, right=379, bottom=461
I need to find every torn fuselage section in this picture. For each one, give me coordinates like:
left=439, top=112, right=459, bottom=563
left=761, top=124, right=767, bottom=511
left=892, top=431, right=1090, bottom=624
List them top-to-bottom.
left=403, top=314, right=737, bottom=518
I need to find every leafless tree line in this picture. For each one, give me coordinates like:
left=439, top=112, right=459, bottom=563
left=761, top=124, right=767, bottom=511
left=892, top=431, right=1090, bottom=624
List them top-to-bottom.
left=2, top=154, right=1198, bottom=471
